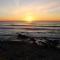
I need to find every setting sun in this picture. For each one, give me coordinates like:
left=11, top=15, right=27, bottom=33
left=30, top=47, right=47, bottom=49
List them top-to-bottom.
left=24, top=15, right=34, bottom=22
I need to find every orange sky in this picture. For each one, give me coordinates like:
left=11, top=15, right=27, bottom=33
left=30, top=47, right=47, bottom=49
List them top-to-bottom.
left=0, top=0, right=60, bottom=21
left=0, top=16, right=60, bottom=21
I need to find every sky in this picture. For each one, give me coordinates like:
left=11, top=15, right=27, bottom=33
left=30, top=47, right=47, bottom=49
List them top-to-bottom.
left=0, top=0, right=60, bottom=21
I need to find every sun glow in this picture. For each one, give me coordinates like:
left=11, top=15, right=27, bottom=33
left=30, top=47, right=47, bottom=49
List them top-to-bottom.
left=24, top=15, right=34, bottom=22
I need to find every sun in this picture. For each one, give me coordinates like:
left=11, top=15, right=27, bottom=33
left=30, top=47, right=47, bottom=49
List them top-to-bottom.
left=24, top=15, right=34, bottom=22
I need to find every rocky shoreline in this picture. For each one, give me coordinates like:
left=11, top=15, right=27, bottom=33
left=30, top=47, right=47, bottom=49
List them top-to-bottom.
left=0, top=32, right=60, bottom=60
left=0, top=32, right=60, bottom=48
left=0, top=41, right=60, bottom=60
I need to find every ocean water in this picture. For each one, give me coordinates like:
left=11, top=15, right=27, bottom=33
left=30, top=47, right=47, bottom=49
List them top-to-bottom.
left=0, top=21, right=60, bottom=33
left=0, top=21, right=60, bottom=41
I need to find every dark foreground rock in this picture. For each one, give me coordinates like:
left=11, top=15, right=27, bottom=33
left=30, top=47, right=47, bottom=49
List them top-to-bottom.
left=0, top=41, right=60, bottom=60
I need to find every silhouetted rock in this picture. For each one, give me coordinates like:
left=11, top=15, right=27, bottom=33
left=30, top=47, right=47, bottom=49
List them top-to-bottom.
left=17, top=34, right=30, bottom=40
left=46, top=40, right=59, bottom=48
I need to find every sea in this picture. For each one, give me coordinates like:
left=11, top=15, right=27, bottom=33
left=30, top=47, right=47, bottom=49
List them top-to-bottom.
left=0, top=21, right=60, bottom=33
left=0, top=21, right=60, bottom=40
